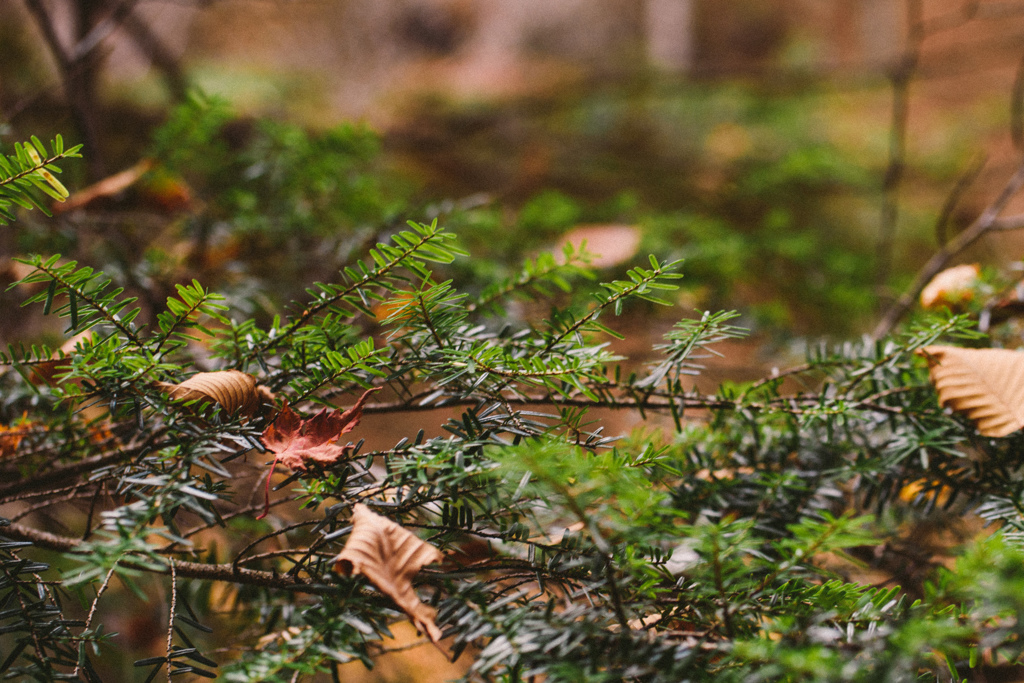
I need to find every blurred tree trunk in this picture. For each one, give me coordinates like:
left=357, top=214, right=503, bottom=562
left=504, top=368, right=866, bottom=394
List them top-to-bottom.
left=23, top=0, right=110, bottom=179
left=69, top=0, right=107, bottom=179
left=646, top=0, right=694, bottom=73
left=860, top=0, right=903, bottom=69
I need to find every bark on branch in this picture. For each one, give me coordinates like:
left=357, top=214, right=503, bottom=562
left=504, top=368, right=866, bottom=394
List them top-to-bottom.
left=0, top=519, right=331, bottom=594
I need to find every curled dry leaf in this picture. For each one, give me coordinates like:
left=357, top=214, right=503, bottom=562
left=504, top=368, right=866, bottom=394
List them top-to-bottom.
left=53, top=158, right=154, bottom=214
left=920, top=264, right=980, bottom=310
left=919, top=345, right=1024, bottom=437
left=157, top=370, right=273, bottom=417
left=333, top=503, right=443, bottom=643
left=627, top=613, right=662, bottom=631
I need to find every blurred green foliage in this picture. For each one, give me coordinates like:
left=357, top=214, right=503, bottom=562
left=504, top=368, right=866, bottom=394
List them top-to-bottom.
left=398, top=82, right=885, bottom=335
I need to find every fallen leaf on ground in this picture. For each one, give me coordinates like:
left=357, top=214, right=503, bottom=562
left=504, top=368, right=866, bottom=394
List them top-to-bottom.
left=53, top=159, right=154, bottom=214
left=556, top=224, right=641, bottom=268
left=919, top=345, right=1024, bottom=437
left=157, top=370, right=273, bottom=417
left=0, top=416, right=33, bottom=458
left=898, top=478, right=953, bottom=507
left=333, top=503, right=443, bottom=643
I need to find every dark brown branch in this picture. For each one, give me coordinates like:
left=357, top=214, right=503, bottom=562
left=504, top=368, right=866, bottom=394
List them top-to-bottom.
left=23, top=0, right=108, bottom=179
left=70, top=0, right=144, bottom=62
left=121, top=13, right=188, bottom=100
left=356, top=387, right=909, bottom=419
left=0, top=447, right=135, bottom=503
left=0, top=520, right=329, bottom=593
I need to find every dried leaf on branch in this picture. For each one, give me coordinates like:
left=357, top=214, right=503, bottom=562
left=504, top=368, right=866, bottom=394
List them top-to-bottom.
left=53, top=158, right=154, bottom=214
left=919, top=264, right=980, bottom=311
left=28, top=330, right=95, bottom=387
left=919, top=345, right=1024, bottom=437
left=157, top=370, right=273, bottom=417
left=258, top=388, right=380, bottom=518
left=261, top=388, right=379, bottom=471
left=0, top=420, right=32, bottom=458
left=333, top=503, right=443, bottom=642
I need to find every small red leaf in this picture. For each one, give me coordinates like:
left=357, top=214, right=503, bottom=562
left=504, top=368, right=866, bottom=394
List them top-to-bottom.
left=258, top=388, right=381, bottom=518
left=262, top=388, right=380, bottom=471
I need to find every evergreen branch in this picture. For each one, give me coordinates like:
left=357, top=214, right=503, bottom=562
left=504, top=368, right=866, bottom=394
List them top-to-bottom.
left=0, top=137, right=80, bottom=224
left=247, top=221, right=461, bottom=361
left=468, top=246, right=593, bottom=314
left=14, top=255, right=143, bottom=345
left=544, top=257, right=683, bottom=351
left=151, top=280, right=228, bottom=357
left=1, top=521, right=325, bottom=593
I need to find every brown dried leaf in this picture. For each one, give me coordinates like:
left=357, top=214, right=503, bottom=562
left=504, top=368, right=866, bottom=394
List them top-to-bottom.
left=53, top=159, right=155, bottom=214
left=557, top=224, right=641, bottom=268
left=920, top=264, right=980, bottom=310
left=28, top=331, right=95, bottom=386
left=919, top=345, right=1024, bottom=437
left=157, top=370, right=272, bottom=417
left=257, top=388, right=380, bottom=519
left=262, top=388, right=379, bottom=471
left=0, top=419, right=32, bottom=458
left=333, top=503, right=443, bottom=642
left=627, top=613, right=662, bottom=631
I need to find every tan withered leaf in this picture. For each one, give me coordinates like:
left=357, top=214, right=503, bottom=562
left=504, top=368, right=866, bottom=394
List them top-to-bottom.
left=53, top=158, right=154, bottom=214
left=919, top=264, right=980, bottom=310
left=28, top=330, right=94, bottom=387
left=919, top=345, right=1024, bottom=437
left=157, top=370, right=272, bottom=417
left=262, top=388, right=380, bottom=471
left=333, top=503, right=443, bottom=642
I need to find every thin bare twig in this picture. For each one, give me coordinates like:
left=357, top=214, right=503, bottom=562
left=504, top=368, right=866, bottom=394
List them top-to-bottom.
left=935, top=154, right=987, bottom=246
left=873, top=159, right=1024, bottom=338
left=166, top=560, right=176, bottom=682
left=71, top=561, right=118, bottom=678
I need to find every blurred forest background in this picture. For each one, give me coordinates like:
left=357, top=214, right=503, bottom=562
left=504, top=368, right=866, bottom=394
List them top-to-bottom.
left=6, top=0, right=1024, bottom=679
left=9, top=0, right=1024, bottom=340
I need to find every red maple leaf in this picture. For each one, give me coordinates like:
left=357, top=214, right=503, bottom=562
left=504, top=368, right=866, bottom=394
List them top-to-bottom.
left=259, top=388, right=380, bottom=517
